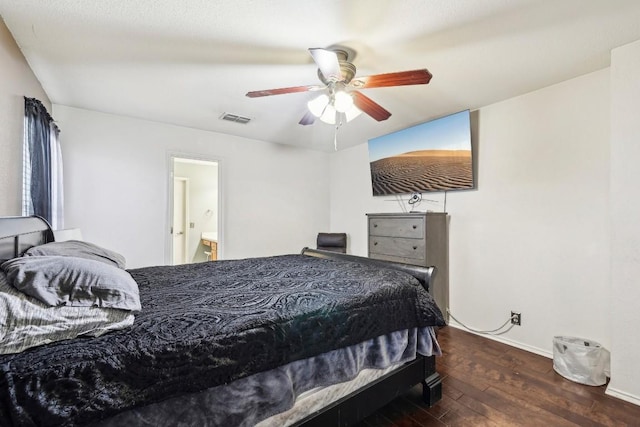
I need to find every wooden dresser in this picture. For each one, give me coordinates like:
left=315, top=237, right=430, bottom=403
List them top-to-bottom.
left=367, top=212, right=449, bottom=319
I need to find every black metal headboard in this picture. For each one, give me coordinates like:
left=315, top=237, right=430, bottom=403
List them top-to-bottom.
left=0, top=216, right=54, bottom=261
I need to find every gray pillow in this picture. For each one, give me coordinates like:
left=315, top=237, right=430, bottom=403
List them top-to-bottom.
left=24, top=240, right=126, bottom=269
left=1, top=256, right=141, bottom=311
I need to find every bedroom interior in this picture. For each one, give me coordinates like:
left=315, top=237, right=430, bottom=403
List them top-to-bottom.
left=2, top=0, right=640, bottom=425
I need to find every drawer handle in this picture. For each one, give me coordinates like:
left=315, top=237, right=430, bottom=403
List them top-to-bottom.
left=374, top=224, right=378, bottom=228
left=412, top=225, right=417, bottom=229
left=374, top=242, right=378, bottom=246
left=413, top=246, right=417, bottom=250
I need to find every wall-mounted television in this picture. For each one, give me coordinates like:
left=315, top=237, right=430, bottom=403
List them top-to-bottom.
left=367, top=110, right=474, bottom=196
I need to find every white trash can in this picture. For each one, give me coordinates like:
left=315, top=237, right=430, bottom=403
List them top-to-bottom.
left=552, top=336, right=610, bottom=386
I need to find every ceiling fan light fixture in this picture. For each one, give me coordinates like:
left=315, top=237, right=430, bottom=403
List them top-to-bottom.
left=333, top=90, right=354, bottom=113
left=307, top=92, right=362, bottom=124
left=307, top=93, right=330, bottom=118
left=307, top=96, right=339, bottom=125
left=318, top=102, right=362, bottom=125
left=319, top=103, right=338, bottom=124
left=344, top=104, right=362, bottom=122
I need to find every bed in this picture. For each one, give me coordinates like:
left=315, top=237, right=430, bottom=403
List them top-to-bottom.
left=0, top=216, right=445, bottom=426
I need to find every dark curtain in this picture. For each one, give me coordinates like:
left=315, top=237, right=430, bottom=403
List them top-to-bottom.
left=23, top=97, right=61, bottom=227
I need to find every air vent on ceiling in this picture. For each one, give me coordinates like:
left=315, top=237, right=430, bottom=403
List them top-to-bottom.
left=220, top=113, right=251, bottom=124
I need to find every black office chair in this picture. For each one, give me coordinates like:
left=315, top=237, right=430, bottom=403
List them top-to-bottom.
left=316, top=232, right=347, bottom=253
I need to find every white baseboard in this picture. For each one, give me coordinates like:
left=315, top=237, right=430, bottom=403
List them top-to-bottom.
left=446, top=322, right=553, bottom=359
left=605, top=386, right=640, bottom=406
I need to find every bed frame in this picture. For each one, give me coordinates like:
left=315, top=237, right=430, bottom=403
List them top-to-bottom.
left=0, top=215, right=54, bottom=260
left=0, top=216, right=442, bottom=426
left=296, top=248, right=442, bottom=425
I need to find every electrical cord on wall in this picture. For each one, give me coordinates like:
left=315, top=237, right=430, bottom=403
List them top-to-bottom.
left=391, top=192, right=445, bottom=213
left=408, top=192, right=422, bottom=207
left=395, top=195, right=408, bottom=213
left=447, top=308, right=517, bottom=336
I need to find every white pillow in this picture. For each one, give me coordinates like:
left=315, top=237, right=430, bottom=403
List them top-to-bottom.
left=0, top=272, right=134, bottom=355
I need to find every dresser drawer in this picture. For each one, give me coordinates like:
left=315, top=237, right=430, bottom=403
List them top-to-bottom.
left=367, top=212, right=449, bottom=322
left=369, top=217, right=424, bottom=239
left=369, top=236, right=426, bottom=262
left=369, top=252, right=425, bottom=266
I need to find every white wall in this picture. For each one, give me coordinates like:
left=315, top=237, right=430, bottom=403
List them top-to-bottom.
left=0, top=18, right=50, bottom=215
left=607, top=39, right=640, bottom=405
left=330, top=69, right=611, bottom=358
left=54, top=106, right=330, bottom=268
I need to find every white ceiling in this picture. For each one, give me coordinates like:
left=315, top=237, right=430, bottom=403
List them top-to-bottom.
left=2, top=0, right=640, bottom=152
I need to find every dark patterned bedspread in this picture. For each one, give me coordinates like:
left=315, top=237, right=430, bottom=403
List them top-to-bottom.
left=0, top=254, right=445, bottom=426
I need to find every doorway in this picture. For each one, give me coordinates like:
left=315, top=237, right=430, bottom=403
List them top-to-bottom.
left=169, top=156, right=220, bottom=265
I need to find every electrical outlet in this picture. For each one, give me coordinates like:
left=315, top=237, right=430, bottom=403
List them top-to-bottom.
left=511, top=311, right=521, bottom=326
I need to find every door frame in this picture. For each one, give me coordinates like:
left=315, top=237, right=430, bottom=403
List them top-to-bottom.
left=165, top=152, right=223, bottom=265
left=172, top=176, right=190, bottom=265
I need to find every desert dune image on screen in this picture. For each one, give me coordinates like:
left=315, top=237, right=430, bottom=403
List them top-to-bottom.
left=368, top=110, right=473, bottom=196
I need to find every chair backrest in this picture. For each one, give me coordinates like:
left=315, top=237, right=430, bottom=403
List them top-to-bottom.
left=316, top=232, right=347, bottom=253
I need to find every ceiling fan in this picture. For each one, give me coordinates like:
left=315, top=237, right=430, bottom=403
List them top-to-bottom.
left=246, top=46, right=433, bottom=126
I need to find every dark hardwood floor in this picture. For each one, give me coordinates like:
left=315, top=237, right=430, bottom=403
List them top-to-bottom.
left=357, top=326, right=640, bottom=426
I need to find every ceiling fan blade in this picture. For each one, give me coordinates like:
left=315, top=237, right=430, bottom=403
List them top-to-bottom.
left=309, top=48, right=342, bottom=82
left=350, top=69, right=432, bottom=89
left=246, top=85, right=323, bottom=98
left=352, top=91, right=391, bottom=121
left=299, top=111, right=316, bottom=126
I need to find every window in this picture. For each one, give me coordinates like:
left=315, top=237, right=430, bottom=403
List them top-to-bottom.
left=23, top=97, right=63, bottom=229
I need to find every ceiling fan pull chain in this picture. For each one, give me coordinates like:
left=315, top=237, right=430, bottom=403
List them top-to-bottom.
left=333, top=110, right=346, bottom=151
left=334, top=124, right=340, bottom=151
